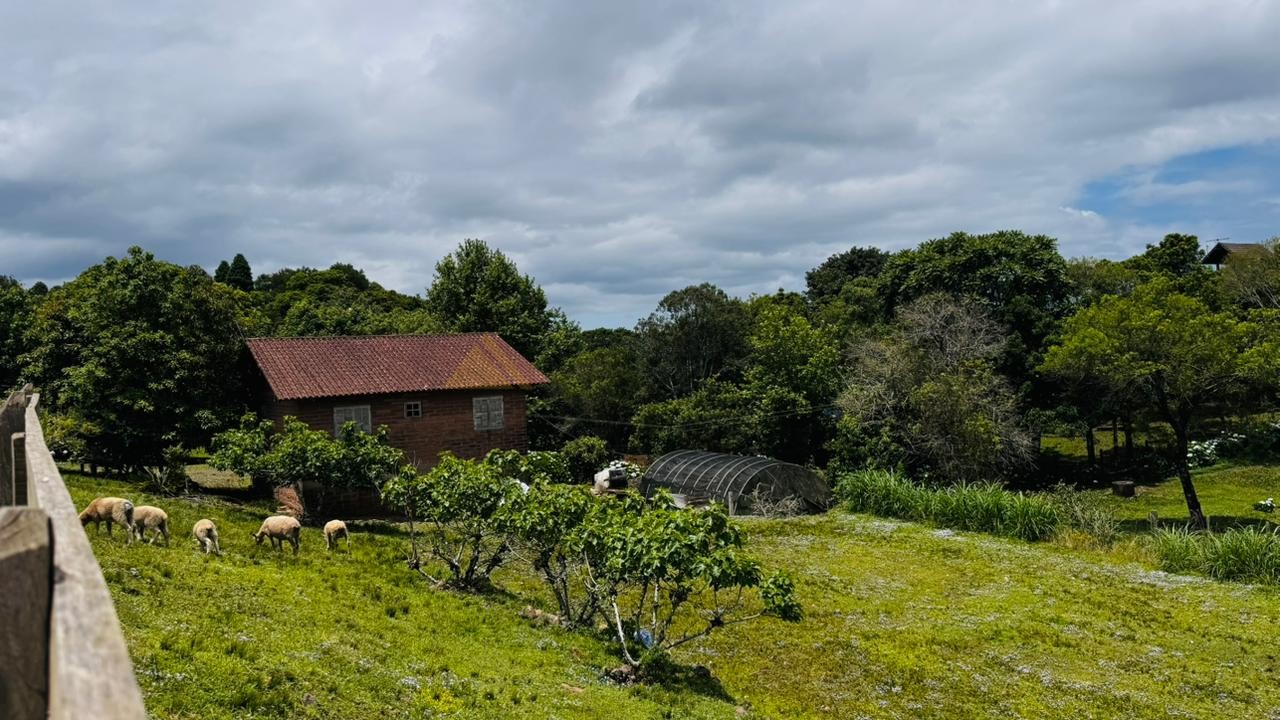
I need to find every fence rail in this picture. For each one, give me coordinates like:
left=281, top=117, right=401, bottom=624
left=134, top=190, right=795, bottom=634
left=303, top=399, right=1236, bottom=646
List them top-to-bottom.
left=0, top=388, right=146, bottom=720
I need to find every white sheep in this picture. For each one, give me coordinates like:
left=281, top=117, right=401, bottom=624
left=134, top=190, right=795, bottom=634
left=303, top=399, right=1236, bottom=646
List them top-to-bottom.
left=78, top=497, right=135, bottom=541
left=130, top=505, right=171, bottom=545
left=253, top=515, right=301, bottom=554
left=193, top=518, right=221, bottom=555
left=323, top=519, right=350, bottom=551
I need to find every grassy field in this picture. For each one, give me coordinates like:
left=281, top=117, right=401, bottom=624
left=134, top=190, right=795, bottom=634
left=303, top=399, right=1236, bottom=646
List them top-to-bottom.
left=1096, top=463, right=1279, bottom=530
left=68, top=471, right=1280, bottom=719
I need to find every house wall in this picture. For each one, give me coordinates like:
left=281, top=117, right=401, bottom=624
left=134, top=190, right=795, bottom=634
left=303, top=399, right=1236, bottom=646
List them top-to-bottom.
left=263, top=388, right=530, bottom=469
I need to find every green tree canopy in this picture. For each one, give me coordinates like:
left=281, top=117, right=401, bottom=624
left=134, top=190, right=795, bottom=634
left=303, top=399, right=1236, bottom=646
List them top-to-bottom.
left=425, top=239, right=553, bottom=359
left=805, top=246, right=889, bottom=304
left=24, top=247, right=246, bottom=470
left=225, top=253, right=254, bottom=292
left=0, top=276, right=35, bottom=391
left=1040, top=279, right=1279, bottom=526
left=634, top=283, right=751, bottom=400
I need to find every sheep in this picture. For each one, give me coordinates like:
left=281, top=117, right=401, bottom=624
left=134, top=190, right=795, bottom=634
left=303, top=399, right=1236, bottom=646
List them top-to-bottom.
left=78, top=497, right=135, bottom=541
left=130, top=505, right=171, bottom=545
left=253, top=515, right=301, bottom=555
left=193, top=518, right=221, bottom=555
left=323, top=519, right=350, bottom=551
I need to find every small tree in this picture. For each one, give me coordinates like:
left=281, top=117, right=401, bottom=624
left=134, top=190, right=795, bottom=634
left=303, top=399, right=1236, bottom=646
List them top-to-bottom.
left=225, top=253, right=254, bottom=292
left=1040, top=280, right=1277, bottom=527
left=560, top=435, right=610, bottom=482
left=378, top=455, right=518, bottom=589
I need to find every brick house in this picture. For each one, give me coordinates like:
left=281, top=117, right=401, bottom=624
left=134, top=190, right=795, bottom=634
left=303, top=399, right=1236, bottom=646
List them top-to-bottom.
left=246, top=334, right=548, bottom=515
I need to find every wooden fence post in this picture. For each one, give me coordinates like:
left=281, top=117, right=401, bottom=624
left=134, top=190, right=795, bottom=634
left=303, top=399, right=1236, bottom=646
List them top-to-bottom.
left=0, top=507, right=53, bottom=720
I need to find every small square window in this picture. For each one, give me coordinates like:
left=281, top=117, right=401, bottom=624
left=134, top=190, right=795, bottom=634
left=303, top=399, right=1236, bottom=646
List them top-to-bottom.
left=473, top=395, right=504, bottom=431
left=404, top=401, right=422, bottom=419
left=333, top=405, right=372, bottom=436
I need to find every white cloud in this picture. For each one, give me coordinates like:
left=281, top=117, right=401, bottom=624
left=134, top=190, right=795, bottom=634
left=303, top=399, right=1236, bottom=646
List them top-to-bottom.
left=0, top=1, right=1279, bottom=324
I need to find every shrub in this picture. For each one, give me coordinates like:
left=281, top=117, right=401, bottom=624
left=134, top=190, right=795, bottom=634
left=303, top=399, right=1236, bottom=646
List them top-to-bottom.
left=560, top=436, right=610, bottom=482
left=484, top=448, right=570, bottom=485
left=379, top=455, right=519, bottom=589
left=835, top=469, right=1060, bottom=541
left=1047, top=485, right=1122, bottom=546
left=1153, top=526, right=1280, bottom=583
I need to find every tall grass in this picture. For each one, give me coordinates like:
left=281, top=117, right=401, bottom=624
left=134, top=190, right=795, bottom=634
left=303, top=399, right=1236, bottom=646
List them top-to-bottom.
left=835, top=469, right=1060, bottom=542
left=1153, top=525, right=1280, bottom=584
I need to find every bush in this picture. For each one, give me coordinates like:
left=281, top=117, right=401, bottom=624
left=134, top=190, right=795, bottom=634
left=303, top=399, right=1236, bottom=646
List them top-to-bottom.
left=560, top=436, right=610, bottom=482
left=484, top=448, right=570, bottom=485
left=835, top=469, right=1061, bottom=541
left=1047, top=486, right=1122, bottom=546
left=1153, top=525, right=1280, bottom=583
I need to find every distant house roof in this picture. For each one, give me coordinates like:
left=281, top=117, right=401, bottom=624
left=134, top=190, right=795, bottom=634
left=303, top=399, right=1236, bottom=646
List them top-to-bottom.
left=1202, top=241, right=1270, bottom=266
left=247, top=334, right=548, bottom=401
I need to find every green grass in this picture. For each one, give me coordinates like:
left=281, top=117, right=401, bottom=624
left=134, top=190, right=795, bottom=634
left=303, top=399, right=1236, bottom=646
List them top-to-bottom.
left=1097, top=463, right=1280, bottom=530
left=69, top=472, right=1280, bottom=719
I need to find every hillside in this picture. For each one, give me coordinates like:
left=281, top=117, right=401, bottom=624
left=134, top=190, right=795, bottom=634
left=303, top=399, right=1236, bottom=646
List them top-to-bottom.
left=68, top=472, right=1280, bottom=719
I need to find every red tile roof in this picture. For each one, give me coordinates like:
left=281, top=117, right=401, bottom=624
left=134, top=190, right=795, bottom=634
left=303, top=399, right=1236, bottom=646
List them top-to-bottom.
left=247, top=334, right=548, bottom=401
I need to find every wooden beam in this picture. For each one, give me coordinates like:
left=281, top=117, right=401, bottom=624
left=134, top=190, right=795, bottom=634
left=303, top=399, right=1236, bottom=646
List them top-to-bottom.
left=24, top=395, right=147, bottom=719
left=0, top=507, right=52, bottom=720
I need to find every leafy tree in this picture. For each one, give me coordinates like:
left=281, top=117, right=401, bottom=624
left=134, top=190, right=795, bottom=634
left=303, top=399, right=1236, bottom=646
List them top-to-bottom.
left=879, top=230, right=1073, bottom=394
left=1129, top=233, right=1204, bottom=279
left=1219, top=237, right=1280, bottom=309
left=425, top=239, right=553, bottom=359
left=805, top=246, right=888, bottom=304
left=24, top=247, right=245, bottom=471
left=225, top=253, right=254, bottom=292
left=213, top=260, right=231, bottom=284
left=0, top=276, right=34, bottom=391
left=1040, top=279, right=1278, bottom=527
left=634, top=283, right=751, bottom=400
left=840, top=294, right=1035, bottom=483
left=546, top=346, right=644, bottom=447
left=629, top=380, right=811, bottom=462
left=209, top=414, right=403, bottom=499
left=560, top=435, right=611, bottom=482
left=482, top=448, right=570, bottom=485
left=379, top=455, right=519, bottom=588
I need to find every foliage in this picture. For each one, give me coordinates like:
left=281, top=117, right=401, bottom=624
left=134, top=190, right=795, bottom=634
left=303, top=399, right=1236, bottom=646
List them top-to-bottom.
left=878, top=229, right=1073, bottom=390
left=1219, top=237, right=1280, bottom=309
left=425, top=239, right=554, bottom=359
left=804, top=246, right=889, bottom=304
left=23, top=247, right=245, bottom=471
left=225, top=253, right=254, bottom=292
left=252, top=263, right=440, bottom=337
left=0, top=276, right=36, bottom=391
left=1040, top=278, right=1280, bottom=526
left=634, top=283, right=751, bottom=401
left=840, top=294, right=1035, bottom=483
left=546, top=346, right=643, bottom=447
left=629, top=380, right=812, bottom=462
left=210, top=415, right=403, bottom=495
left=559, top=435, right=611, bottom=482
left=483, top=448, right=571, bottom=485
left=379, top=456, right=519, bottom=589
left=835, top=469, right=1061, bottom=542
left=499, top=483, right=600, bottom=625
left=1045, top=485, right=1122, bottom=546
left=1153, top=525, right=1280, bottom=584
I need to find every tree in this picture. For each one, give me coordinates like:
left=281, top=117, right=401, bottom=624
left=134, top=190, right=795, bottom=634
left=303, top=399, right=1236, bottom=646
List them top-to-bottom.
left=879, top=230, right=1073, bottom=395
left=1130, top=233, right=1204, bottom=279
left=1219, top=237, right=1280, bottom=309
left=425, top=239, right=553, bottom=359
left=805, top=246, right=888, bottom=304
left=24, top=247, right=246, bottom=471
left=225, top=253, right=254, bottom=292
left=213, top=260, right=231, bottom=284
left=0, top=276, right=34, bottom=391
left=1040, top=280, right=1277, bottom=528
left=634, top=284, right=751, bottom=400
left=840, top=294, right=1035, bottom=483
left=546, top=346, right=644, bottom=447
left=629, top=380, right=811, bottom=462
left=560, top=435, right=611, bottom=482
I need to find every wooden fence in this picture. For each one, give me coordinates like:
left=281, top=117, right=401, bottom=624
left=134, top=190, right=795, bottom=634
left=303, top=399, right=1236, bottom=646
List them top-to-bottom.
left=0, top=388, right=146, bottom=719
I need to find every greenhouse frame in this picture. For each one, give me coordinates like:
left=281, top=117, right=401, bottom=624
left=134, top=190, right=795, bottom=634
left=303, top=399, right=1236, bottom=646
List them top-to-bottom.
left=640, top=450, right=831, bottom=514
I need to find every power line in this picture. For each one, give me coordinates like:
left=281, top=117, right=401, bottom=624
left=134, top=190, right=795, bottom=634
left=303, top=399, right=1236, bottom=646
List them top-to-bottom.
left=531, top=403, right=840, bottom=432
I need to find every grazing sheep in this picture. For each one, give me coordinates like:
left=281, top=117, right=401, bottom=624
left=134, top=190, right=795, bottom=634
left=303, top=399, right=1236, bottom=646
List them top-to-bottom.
left=78, top=497, right=135, bottom=541
left=130, top=505, right=171, bottom=545
left=253, top=515, right=301, bottom=555
left=193, top=518, right=221, bottom=555
left=323, top=519, right=350, bottom=551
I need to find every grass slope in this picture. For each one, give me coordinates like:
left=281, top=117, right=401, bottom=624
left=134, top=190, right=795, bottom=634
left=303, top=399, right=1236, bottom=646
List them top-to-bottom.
left=69, top=473, right=1280, bottom=719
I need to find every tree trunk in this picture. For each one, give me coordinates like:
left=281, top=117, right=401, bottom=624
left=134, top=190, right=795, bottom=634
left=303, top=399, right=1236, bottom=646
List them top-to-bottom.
left=1123, top=417, right=1134, bottom=458
left=1110, top=418, right=1119, bottom=461
left=1171, top=422, right=1207, bottom=529
left=1084, top=427, right=1096, bottom=466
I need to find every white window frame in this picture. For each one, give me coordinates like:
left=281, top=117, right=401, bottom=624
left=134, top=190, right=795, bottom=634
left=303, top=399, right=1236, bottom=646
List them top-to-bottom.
left=473, top=395, right=504, bottom=431
left=404, top=401, right=423, bottom=419
left=333, top=405, right=372, bottom=436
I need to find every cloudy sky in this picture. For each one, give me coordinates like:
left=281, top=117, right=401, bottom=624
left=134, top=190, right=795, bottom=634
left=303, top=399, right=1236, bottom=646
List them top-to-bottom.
left=2, top=1, right=1280, bottom=327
